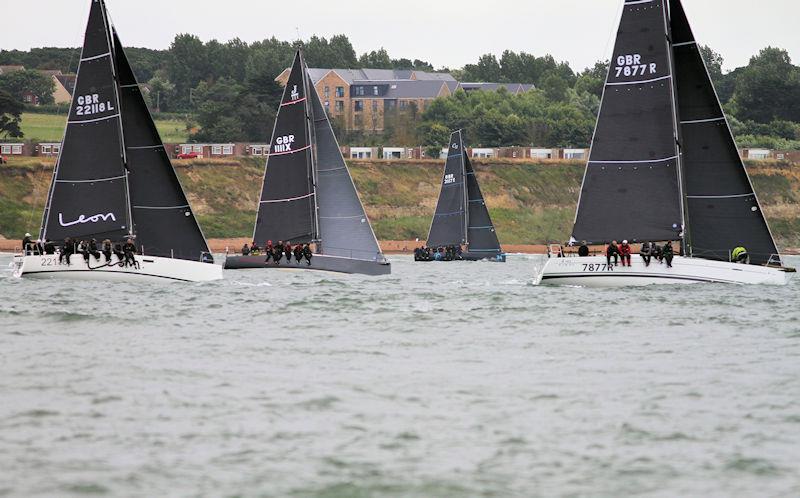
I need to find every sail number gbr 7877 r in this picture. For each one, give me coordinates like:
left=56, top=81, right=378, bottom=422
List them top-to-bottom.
left=615, top=54, right=657, bottom=78
left=74, top=93, right=115, bottom=117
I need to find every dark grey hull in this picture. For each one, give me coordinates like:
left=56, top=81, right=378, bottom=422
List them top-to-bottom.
left=415, top=252, right=506, bottom=263
left=224, top=254, right=391, bottom=276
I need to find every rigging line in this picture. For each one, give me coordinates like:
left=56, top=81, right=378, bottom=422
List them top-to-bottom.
left=626, top=0, right=653, bottom=4
left=672, top=41, right=697, bottom=47
left=606, top=75, right=672, bottom=86
left=67, top=113, right=121, bottom=124
left=127, top=144, right=164, bottom=150
left=265, top=144, right=312, bottom=157
left=317, top=166, right=347, bottom=173
left=56, top=175, right=126, bottom=183
left=259, top=192, right=315, bottom=204
left=434, top=210, right=465, bottom=217
left=319, top=215, right=365, bottom=219
left=468, top=226, right=494, bottom=230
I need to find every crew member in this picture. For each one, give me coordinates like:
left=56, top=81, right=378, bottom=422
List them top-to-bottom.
left=22, top=233, right=33, bottom=255
left=60, top=237, right=75, bottom=265
left=88, top=238, right=101, bottom=261
left=122, top=238, right=138, bottom=268
left=44, top=239, right=55, bottom=255
left=102, top=239, right=113, bottom=262
left=78, top=240, right=90, bottom=263
left=264, top=240, right=274, bottom=263
left=606, top=240, right=620, bottom=266
left=618, top=240, right=632, bottom=267
left=274, top=241, right=285, bottom=265
left=578, top=241, right=590, bottom=257
left=639, top=241, right=653, bottom=267
left=663, top=241, right=674, bottom=268
left=284, top=242, right=293, bottom=263
left=241, top=243, right=251, bottom=256
left=293, top=243, right=303, bottom=263
left=302, top=243, right=313, bottom=265
left=732, top=246, right=749, bottom=264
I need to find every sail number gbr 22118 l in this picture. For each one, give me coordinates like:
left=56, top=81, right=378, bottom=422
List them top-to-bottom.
left=615, top=54, right=657, bottom=78
left=74, top=93, right=115, bottom=117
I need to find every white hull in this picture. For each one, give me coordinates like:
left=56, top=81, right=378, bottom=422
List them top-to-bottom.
left=13, top=254, right=223, bottom=283
left=537, top=255, right=790, bottom=287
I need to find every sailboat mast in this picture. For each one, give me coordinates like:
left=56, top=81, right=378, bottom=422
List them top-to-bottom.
left=100, top=0, right=135, bottom=238
left=663, top=1, right=689, bottom=254
left=301, top=54, right=321, bottom=249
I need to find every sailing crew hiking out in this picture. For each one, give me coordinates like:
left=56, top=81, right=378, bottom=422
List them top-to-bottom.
left=14, top=0, right=221, bottom=283
left=537, top=0, right=793, bottom=287
left=223, top=50, right=389, bottom=276
left=423, top=130, right=505, bottom=263
left=414, top=245, right=464, bottom=262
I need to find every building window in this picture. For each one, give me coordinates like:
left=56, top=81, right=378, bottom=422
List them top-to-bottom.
left=324, top=86, right=330, bottom=98
left=335, top=86, right=344, bottom=98
left=355, top=86, right=365, bottom=96
left=373, top=86, right=379, bottom=96
left=324, top=100, right=330, bottom=109
left=354, top=100, right=363, bottom=112
left=372, top=100, right=378, bottom=112
left=399, top=100, right=407, bottom=110
left=335, top=101, right=344, bottom=112
left=1, top=145, right=10, bottom=154
left=11, top=145, right=22, bottom=154
left=41, top=145, right=51, bottom=154
left=193, top=145, right=203, bottom=153
left=212, top=145, right=222, bottom=155
left=222, top=145, right=233, bottom=155
left=251, top=146, right=262, bottom=155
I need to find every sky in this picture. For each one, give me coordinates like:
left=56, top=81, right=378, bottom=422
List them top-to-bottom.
left=1, top=0, right=798, bottom=73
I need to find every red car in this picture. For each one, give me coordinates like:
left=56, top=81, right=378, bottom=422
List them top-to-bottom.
left=176, top=152, right=200, bottom=159
left=0, top=155, right=6, bottom=164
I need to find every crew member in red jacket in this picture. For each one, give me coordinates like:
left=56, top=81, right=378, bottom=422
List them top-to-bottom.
left=618, top=240, right=632, bottom=267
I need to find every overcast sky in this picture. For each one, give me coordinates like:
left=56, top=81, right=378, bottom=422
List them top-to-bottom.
left=1, top=0, right=797, bottom=73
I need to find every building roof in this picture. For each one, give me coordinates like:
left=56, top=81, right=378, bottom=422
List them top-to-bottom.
left=0, top=65, right=25, bottom=75
left=302, top=67, right=456, bottom=85
left=37, top=69, right=63, bottom=77
left=54, top=74, right=77, bottom=95
left=350, top=80, right=448, bottom=100
left=459, top=82, right=536, bottom=94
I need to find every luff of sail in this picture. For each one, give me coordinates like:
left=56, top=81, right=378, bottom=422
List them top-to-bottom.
left=41, top=0, right=130, bottom=243
left=572, top=0, right=683, bottom=244
left=670, top=0, right=780, bottom=265
left=113, top=29, right=211, bottom=262
left=253, top=51, right=316, bottom=246
left=309, top=84, right=385, bottom=262
left=427, top=130, right=467, bottom=247
left=464, top=156, right=501, bottom=255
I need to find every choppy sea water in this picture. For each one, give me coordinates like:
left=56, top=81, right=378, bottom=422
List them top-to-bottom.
left=1, top=253, right=799, bottom=497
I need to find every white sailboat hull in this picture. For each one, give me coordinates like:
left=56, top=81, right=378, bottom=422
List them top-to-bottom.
left=13, top=254, right=223, bottom=283
left=537, top=255, right=790, bottom=287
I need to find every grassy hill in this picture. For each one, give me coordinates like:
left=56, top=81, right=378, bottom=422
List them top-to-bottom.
left=19, top=112, right=189, bottom=143
left=1, top=157, right=799, bottom=248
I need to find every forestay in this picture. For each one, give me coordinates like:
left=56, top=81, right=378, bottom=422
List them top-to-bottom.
left=572, top=0, right=683, bottom=244
left=670, top=0, right=780, bottom=265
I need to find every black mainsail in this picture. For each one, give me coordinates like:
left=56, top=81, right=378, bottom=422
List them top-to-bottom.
left=40, top=0, right=210, bottom=262
left=573, top=0, right=683, bottom=244
left=670, top=0, right=779, bottom=265
left=251, top=50, right=385, bottom=263
left=253, top=52, right=316, bottom=246
left=427, top=130, right=501, bottom=256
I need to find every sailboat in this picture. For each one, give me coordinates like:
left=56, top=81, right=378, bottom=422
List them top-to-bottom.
left=14, top=0, right=221, bottom=283
left=538, top=0, right=793, bottom=287
left=224, top=51, right=390, bottom=276
left=424, top=130, right=505, bottom=262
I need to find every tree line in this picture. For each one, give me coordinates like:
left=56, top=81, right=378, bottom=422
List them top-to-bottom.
left=1, top=36, right=799, bottom=150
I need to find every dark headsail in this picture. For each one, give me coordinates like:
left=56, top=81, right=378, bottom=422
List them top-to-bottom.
left=41, top=0, right=130, bottom=243
left=572, top=0, right=683, bottom=244
left=670, top=0, right=780, bottom=265
left=114, top=29, right=210, bottom=261
left=253, top=51, right=316, bottom=246
left=309, top=84, right=384, bottom=262
left=427, top=130, right=467, bottom=247
left=464, top=156, right=501, bottom=255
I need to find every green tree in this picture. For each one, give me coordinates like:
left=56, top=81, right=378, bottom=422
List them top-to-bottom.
left=167, top=34, right=208, bottom=110
left=731, top=47, right=800, bottom=123
left=359, top=48, right=393, bottom=69
left=462, top=54, right=502, bottom=82
left=0, top=69, right=55, bottom=105
left=147, top=71, right=176, bottom=113
left=541, top=74, right=569, bottom=102
left=192, top=78, right=273, bottom=143
left=0, top=90, right=23, bottom=138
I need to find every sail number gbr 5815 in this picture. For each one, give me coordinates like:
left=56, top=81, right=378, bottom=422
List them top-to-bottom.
left=615, top=54, right=657, bottom=78
left=74, top=93, right=115, bottom=117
